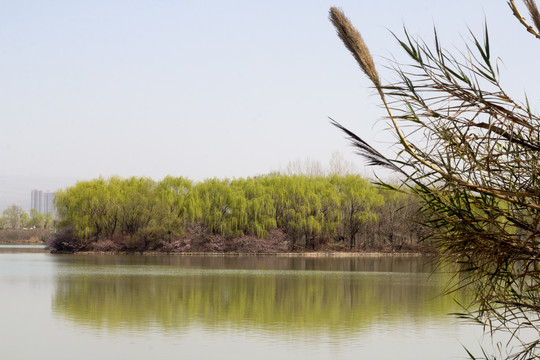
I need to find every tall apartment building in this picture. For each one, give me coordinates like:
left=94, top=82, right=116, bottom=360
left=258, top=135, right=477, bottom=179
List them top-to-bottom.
left=31, top=190, right=55, bottom=214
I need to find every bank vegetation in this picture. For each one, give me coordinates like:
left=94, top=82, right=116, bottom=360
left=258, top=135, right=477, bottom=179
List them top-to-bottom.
left=49, top=174, right=428, bottom=253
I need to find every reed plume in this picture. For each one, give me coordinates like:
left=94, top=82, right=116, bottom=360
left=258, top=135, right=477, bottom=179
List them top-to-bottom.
left=509, top=0, right=540, bottom=39
left=524, top=0, right=540, bottom=31
left=329, top=7, right=380, bottom=88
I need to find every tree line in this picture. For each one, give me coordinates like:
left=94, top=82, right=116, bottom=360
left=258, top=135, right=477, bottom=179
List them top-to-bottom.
left=51, top=174, right=426, bottom=253
left=0, top=204, right=54, bottom=230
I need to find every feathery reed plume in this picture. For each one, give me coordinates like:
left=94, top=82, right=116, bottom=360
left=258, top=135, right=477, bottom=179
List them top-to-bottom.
left=509, top=0, right=540, bottom=39
left=524, top=0, right=540, bottom=31
left=329, top=7, right=381, bottom=88
left=329, top=7, right=432, bottom=181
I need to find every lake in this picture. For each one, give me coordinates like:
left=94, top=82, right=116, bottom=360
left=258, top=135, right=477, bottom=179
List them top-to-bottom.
left=0, top=246, right=485, bottom=360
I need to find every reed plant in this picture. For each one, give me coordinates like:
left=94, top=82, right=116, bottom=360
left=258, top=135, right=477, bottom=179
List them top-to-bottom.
left=330, top=2, right=540, bottom=359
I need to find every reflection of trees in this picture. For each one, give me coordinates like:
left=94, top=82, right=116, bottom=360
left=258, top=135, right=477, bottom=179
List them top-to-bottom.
left=51, top=253, right=437, bottom=272
left=52, top=256, right=467, bottom=335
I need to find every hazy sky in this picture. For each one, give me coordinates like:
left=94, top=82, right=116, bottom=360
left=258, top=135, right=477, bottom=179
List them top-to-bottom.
left=1, top=0, right=539, bottom=208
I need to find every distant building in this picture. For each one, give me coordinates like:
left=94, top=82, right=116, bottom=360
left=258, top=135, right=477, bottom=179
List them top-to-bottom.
left=31, top=190, right=56, bottom=214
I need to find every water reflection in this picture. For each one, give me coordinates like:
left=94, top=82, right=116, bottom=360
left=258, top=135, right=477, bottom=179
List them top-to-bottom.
left=51, top=255, right=466, bottom=337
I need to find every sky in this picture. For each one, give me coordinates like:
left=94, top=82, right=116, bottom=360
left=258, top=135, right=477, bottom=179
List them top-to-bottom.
left=1, top=0, right=539, bottom=210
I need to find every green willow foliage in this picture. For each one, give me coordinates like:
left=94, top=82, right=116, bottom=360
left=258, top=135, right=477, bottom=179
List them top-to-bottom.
left=54, top=174, right=420, bottom=251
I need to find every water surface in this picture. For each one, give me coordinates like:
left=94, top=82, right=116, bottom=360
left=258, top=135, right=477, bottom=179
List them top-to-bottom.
left=0, top=247, right=483, bottom=360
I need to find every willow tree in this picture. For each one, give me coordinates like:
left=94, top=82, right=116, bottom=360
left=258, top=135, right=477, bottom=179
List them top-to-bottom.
left=329, top=2, right=540, bottom=359
left=267, top=175, right=339, bottom=249
left=331, top=175, right=383, bottom=249
left=154, top=176, right=198, bottom=241
left=232, top=177, right=277, bottom=238
left=55, top=178, right=113, bottom=240
left=195, top=178, right=249, bottom=238
left=2, top=205, right=25, bottom=229
left=28, top=209, right=45, bottom=229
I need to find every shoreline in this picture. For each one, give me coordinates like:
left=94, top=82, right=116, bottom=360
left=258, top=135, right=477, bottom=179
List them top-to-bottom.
left=0, top=240, right=45, bottom=245
left=0, top=241, right=432, bottom=257
left=63, top=250, right=430, bottom=257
